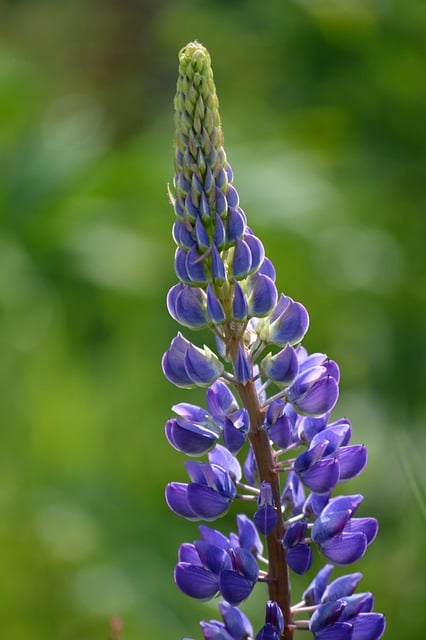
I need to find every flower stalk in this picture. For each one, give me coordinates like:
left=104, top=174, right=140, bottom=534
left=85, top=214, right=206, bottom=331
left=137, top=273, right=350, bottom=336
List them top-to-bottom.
left=162, top=41, right=385, bottom=640
left=238, top=378, right=292, bottom=638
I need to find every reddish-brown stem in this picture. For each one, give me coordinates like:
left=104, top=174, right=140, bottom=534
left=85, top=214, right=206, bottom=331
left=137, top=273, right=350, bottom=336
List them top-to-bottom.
left=236, top=379, right=293, bottom=640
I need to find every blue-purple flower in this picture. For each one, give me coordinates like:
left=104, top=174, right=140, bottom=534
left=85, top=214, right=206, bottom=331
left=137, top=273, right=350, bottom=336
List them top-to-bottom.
left=166, top=447, right=240, bottom=520
left=311, top=495, right=378, bottom=565
left=175, top=523, right=259, bottom=606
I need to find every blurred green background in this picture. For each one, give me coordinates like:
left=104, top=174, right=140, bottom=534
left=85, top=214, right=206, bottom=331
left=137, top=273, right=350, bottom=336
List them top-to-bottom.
left=0, top=0, right=425, bottom=638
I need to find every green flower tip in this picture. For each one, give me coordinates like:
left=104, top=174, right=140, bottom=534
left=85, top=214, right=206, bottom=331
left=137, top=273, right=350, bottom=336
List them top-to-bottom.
left=175, top=41, right=221, bottom=144
left=178, top=41, right=211, bottom=73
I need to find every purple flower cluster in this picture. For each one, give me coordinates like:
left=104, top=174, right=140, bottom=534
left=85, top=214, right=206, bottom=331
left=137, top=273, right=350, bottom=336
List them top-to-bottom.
left=163, top=42, right=385, bottom=640
left=175, top=516, right=260, bottom=606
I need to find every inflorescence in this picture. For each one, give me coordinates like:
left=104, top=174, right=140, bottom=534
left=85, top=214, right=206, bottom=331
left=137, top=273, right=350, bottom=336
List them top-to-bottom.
left=162, top=41, right=385, bottom=640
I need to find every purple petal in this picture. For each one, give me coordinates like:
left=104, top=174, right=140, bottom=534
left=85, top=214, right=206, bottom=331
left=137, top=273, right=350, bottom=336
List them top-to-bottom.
left=204, top=166, right=214, bottom=195
left=216, top=168, right=228, bottom=190
left=175, top=171, right=189, bottom=196
left=191, top=173, right=202, bottom=199
left=226, top=184, right=239, bottom=207
left=215, top=187, right=228, bottom=218
left=184, top=192, right=199, bottom=221
left=227, top=207, right=246, bottom=243
left=214, top=214, right=226, bottom=248
left=195, top=216, right=210, bottom=250
left=172, top=219, right=194, bottom=249
left=244, top=233, right=265, bottom=273
left=232, top=238, right=252, bottom=279
left=186, top=245, right=208, bottom=284
left=211, top=246, right=226, bottom=284
left=174, top=247, right=192, bottom=283
left=258, top=256, right=276, bottom=280
left=247, top=273, right=278, bottom=318
left=232, top=281, right=248, bottom=321
left=166, top=282, right=184, bottom=321
left=207, top=284, right=226, bottom=324
left=266, top=295, right=309, bottom=345
left=162, top=333, right=194, bottom=387
left=235, top=342, right=252, bottom=385
left=184, top=343, right=224, bottom=386
left=261, top=344, right=299, bottom=385
left=297, top=348, right=326, bottom=370
left=324, top=359, right=340, bottom=381
left=290, top=376, right=339, bottom=418
left=206, top=381, right=238, bottom=421
left=265, top=399, right=286, bottom=424
left=172, top=402, right=210, bottom=423
left=269, top=414, right=292, bottom=449
left=297, top=415, right=328, bottom=443
left=223, top=416, right=247, bottom=454
left=165, top=418, right=218, bottom=456
left=328, top=418, right=352, bottom=445
left=310, top=423, right=352, bottom=455
left=295, top=441, right=329, bottom=472
left=209, top=444, right=242, bottom=482
left=336, top=445, right=368, bottom=480
left=243, top=447, right=258, bottom=486
left=298, top=457, right=340, bottom=494
left=185, top=460, right=209, bottom=484
left=204, top=462, right=236, bottom=496
left=281, top=471, right=305, bottom=516
left=258, top=481, right=274, bottom=507
left=165, top=482, right=199, bottom=520
left=187, top=483, right=233, bottom=519
left=303, top=492, right=330, bottom=519
left=322, top=494, right=364, bottom=518
left=253, top=504, right=278, bottom=535
left=312, top=510, right=351, bottom=544
left=237, top=514, right=263, bottom=556
left=344, top=517, right=378, bottom=545
left=283, top=521, right=308, bottom=548
left=198, top=525, right=231, bottom=550
left=321, top=531, right=368, bottom=565
left=194, top=540, right=232, bottom=574
left=178, top=542, right=201, bottom=564
left=286, top=543, right=313, bottom=575
left=231, top=546, right=259, bottom=583
left=175, top=563, right=219, bottom=600
left=303, top=564, right=334, bottom=605
left=219, top=571, right=255, bottom=606
left=321, top=572, right=363, bottom=602
left=339, top=593, right=374, bottom=619
left=310, top=599, right=346, bottom=632
left=219, top=601, right=254, bottom=638
left=264, top=601, right=284, bottom=634
left=351, top=613, right=385, bottom=640
left=200, top=621, right=233, bottom=640
left=314, top=623, right=353, bottom=640
left=255, top=624, right=280, bottom=640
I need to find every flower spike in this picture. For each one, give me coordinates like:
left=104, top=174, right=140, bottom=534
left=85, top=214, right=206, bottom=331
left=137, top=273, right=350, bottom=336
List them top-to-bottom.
left=162, top=41, right=385, bottom=640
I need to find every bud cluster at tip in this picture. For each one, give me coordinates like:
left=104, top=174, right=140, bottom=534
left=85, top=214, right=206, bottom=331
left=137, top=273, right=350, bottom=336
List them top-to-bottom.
left=170, top=41, right=277, bottom=342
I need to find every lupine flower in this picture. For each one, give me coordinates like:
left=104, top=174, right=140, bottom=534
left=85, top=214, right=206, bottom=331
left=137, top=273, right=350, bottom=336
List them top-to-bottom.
left=163, top=41, right=385, bottom=640
left=166, top=452, right=239, bottom=520
left=311, top=495, right=378, bottom=565
left=175, top=523, right=259, bottom=606
left=184, top=601, right=253, bottom=640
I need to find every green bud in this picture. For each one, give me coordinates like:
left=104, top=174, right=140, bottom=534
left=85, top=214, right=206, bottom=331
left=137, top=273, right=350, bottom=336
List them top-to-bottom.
left=174, top=41, right=225, bottom=188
